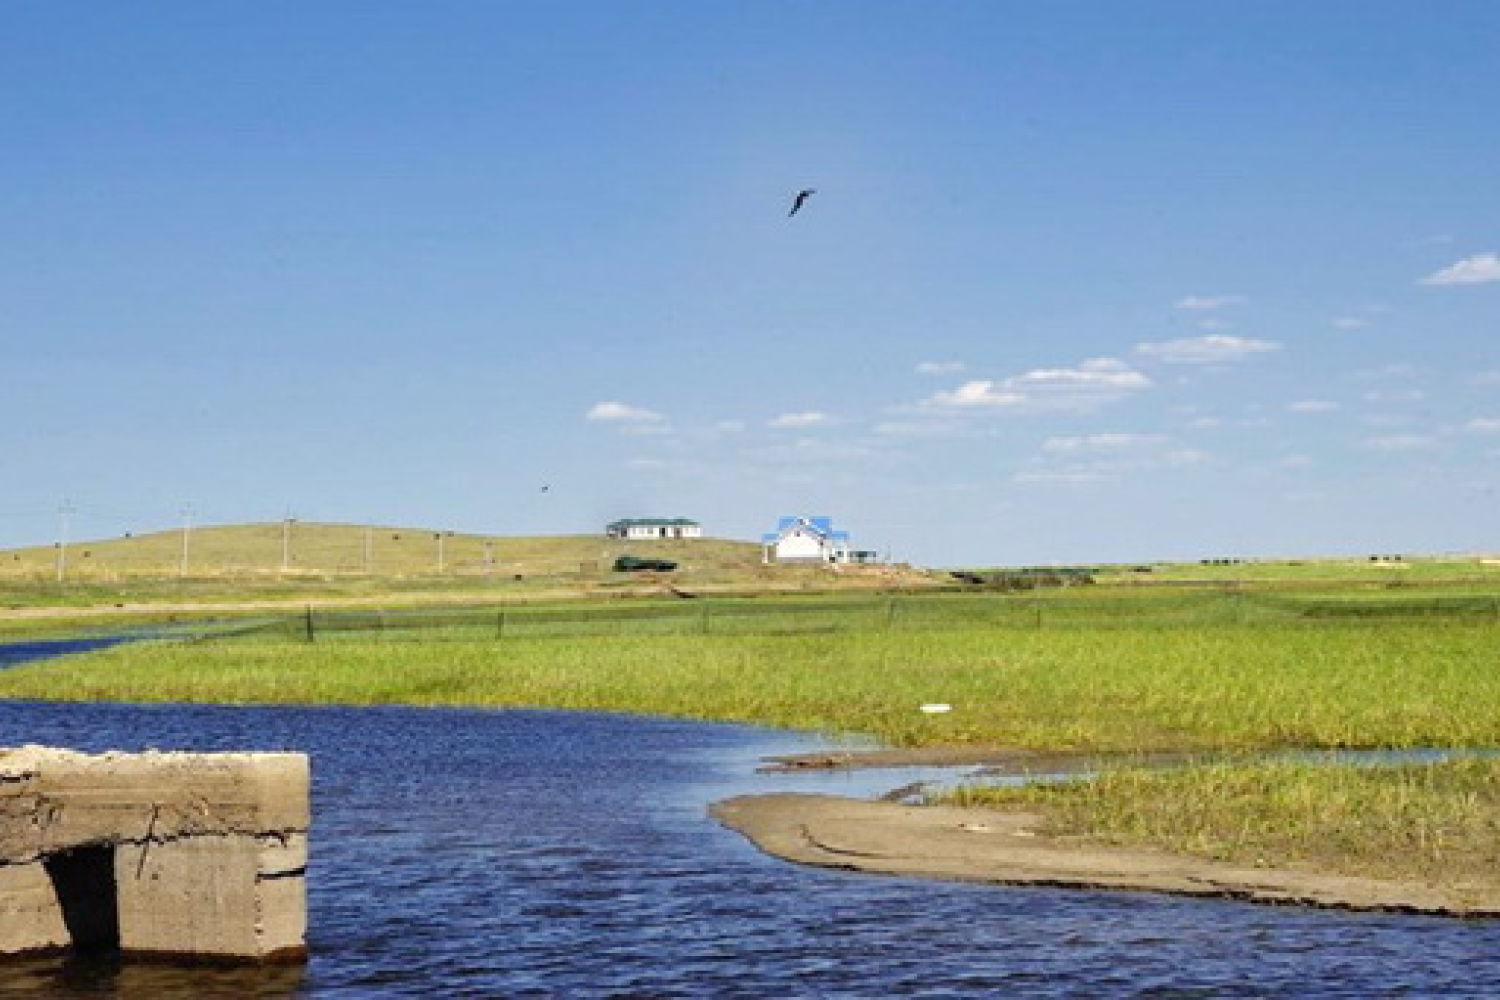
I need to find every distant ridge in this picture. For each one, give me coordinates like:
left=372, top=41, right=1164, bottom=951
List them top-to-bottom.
left=0, top=521, right=763, bottom=582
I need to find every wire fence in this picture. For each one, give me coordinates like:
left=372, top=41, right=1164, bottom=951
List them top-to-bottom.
left=202, top=590, right=1500, bottom=644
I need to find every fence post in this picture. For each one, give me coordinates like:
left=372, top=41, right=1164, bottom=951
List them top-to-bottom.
left=1033, top=595, right=1043, bottom=629
left=886, top=596, right=898, bottom=630
left=700, top=602, right=711, bottom=635
left=304, top=606, right=315, bottom=643
left=497, top=610, right=507, bottom=640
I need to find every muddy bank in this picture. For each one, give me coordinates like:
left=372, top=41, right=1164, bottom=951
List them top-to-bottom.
left=758, top=746, right=1207, bottom=774
left=711, top=793, right=1500, bottom=918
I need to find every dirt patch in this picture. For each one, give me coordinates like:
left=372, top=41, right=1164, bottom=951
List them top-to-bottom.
left=711, top=793, right=1500, bottom=918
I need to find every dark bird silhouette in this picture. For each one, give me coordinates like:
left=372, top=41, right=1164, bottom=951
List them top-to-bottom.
left=788, top=188, right=816, bottom=217
left=540, top=485, right=550, bottom=493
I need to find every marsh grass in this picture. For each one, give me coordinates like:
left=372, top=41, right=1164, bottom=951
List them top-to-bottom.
left=8, top=600, right=1500, bottom=887
left=3, top=621, right=1498, bottom=752
left=945, top=758, right=1500, bottom=890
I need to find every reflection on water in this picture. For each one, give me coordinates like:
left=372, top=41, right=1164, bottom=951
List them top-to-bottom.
left=2, top=700, right=1500, bottom=998
left=0, top=954, right=305, bottom=1000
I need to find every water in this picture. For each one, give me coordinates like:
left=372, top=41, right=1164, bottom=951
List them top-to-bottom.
left=0, top=637, right=142, bottom=669
left=2, top=702, right=1499, bottom=998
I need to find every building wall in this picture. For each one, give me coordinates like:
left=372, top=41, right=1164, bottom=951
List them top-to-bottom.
left=622, top=524, right=701, bottom=540
left=775, top=532, right=828, bottom=561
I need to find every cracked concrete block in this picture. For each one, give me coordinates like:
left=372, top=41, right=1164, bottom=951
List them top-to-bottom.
left=0, top=747, right=309, bottom=964
left=115, top=833, right=307, bottom=961
left=0, top=862, right=69, bottom=955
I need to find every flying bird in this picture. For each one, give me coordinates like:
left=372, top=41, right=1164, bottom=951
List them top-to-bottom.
left=787, top=188, right=816, bottom=218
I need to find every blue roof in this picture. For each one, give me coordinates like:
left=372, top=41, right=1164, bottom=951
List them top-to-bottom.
left=767, top=516, right=848, bottom=542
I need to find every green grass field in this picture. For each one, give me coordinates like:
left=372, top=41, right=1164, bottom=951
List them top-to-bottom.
left=5, top=546, right=1500, bottom=892
left=4, top=617, right=1497, bottom=752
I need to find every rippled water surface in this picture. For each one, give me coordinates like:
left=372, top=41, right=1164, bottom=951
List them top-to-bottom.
left=3, top=700, right=1499, bottom=998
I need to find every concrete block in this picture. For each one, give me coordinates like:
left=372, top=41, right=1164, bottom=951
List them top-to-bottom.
left=0, top=747, right=309, bottom=965
left=115, top=834, right=307, bottom=961
left=0, top=862, right=69, bottom=955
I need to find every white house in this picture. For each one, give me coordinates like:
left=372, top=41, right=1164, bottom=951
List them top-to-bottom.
left=761, top=516, right=852, bottom=564
left=606, top=517, right=702, bottom=540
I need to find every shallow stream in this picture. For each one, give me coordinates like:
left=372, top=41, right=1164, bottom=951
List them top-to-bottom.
left=3, top=700, right=1500, bottom=997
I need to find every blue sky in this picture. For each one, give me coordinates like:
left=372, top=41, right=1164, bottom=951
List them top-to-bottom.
left=3, top=2, right=1498, bottom=565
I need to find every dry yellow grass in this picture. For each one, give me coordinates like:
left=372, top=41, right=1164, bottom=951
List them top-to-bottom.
left=0, top=521, right=766, bottom=582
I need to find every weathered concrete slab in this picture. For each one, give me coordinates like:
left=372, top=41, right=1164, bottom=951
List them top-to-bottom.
left=0, top=746, right=309, bottom=964
left=0, top=862, right=69, bottom=955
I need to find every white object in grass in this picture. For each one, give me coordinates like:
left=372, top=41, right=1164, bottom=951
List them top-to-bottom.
left=919, top=703, right=953, bottom=714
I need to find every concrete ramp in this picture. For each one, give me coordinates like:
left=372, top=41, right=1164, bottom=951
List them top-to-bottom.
left=1, top=746, right=309, bottom=964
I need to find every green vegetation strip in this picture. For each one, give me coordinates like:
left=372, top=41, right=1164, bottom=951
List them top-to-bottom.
left=182, top=589, right=1500, bottom=643
left=7, top=612, right=1500, bottom=891
left=2, top=622, right=1498, bottom=752
left=945, top=758, right=1500, bottom=891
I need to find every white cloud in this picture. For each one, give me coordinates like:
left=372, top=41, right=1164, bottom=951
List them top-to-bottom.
left=1420, top=252, right=1500, bottom=286
left=1174, top=294, right=1246, bottom=311
left=1331, top=317, right=1369, bottom=331
left=1135, top=334, right=1281, bottom=365
left=924, top=357, right=1151, bottom=414
left=1012, top=357, right=1151, bottom=391
left=916, top=360, right=966, bottom=375
left=1353, top=363, right=1418, bottom=381
left=928, top=379, right=1026, bottom=409
left=1362, top=389, right=1426, bottom=403
left=1288, top=400, right=1340, bottom=413
left=586, top=401, right=663, bottom=423
left=768, top=411, right=830, bottom=429
left=1364, top=414, right=1414, bottom=428
left=873, top=418, right=965, bottom=438
left=1465, top=418, right=1500, bottom=434
left=712, top=420, right=746, bottom=433
left=1019, top=432, right=1210, bottom=486
left=1042, top=432, right=1165, bottom=453
left=1363, top=434, right=1438, bottom=452
left=741, top=436, right=883, bottom=466
left=1162, top=448, right=1212, bottom=467
left=1013, top=468, right=1113, bottom=484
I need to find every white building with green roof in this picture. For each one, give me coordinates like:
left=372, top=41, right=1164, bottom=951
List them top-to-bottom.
left=605, top=517, right=702, bottom=541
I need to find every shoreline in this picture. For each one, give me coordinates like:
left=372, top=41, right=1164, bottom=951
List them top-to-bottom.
left=757, top=746, right=1210, bottom=773
left=710, top=792, right=1500, bottom=918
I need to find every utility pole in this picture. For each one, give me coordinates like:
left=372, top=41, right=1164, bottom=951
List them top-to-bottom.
left=55, top=501, right=74, bottom=584
left=179, top=505, right=194, bottom=579
left=281, top=514, right=294, bottom=573
left=364, top=525, right=374, bottom=574
left=435, top=532, right=445, bottom=573
left=483, top=538, right=495, bottom=579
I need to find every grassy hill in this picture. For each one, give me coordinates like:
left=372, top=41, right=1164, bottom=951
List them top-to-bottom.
left=0, top=521, right=767, bottom=581
left=0, top=521, right=930, bottom=613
